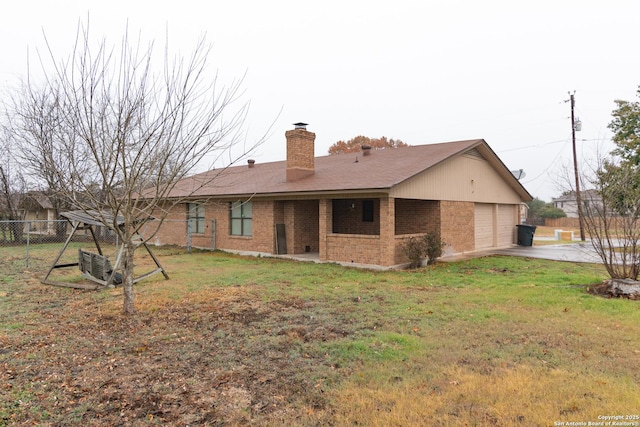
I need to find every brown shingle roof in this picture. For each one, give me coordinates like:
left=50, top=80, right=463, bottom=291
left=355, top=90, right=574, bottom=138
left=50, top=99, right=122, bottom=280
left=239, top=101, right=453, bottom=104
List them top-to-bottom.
left=164, top=139, right=530, bottom=199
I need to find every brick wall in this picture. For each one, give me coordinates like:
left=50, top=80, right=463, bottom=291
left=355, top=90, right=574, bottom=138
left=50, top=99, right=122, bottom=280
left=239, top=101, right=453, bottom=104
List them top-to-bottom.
left=286, top=128, right=316, bottom=181
left=154, top=196, right=478, bottom=266
left=323, top=196, right=395, bottom=266
left=327, top=197, right=452, bottom=267
left=379, top=197, right=395, bottom=266
left=154, top=199, right=276, bottom=253
left=319, top=199, right=330, bottom=261
left=332, top=199, right=380, bottom=235
left=395, top=199, right=440, bottom=235
left=283, top=200, right=319, bottom=253
left=296, top=200, right=319, bottom=253
left=440, top=200, right=475, bottom=253
left=154, top=201, right=187, bottom=246
left=326, top=234, right=381, bottom=265
left=393, top=234, right=422, bottom=265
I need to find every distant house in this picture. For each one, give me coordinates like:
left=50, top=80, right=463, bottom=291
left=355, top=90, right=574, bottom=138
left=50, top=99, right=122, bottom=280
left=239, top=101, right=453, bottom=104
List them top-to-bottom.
left=152, top=124, right=532, bottom=268
left=552, top=189, right=601, bottom=218
left=19, top=192, right=58, bottom=235
left=20, top=192, right=56, bottom=221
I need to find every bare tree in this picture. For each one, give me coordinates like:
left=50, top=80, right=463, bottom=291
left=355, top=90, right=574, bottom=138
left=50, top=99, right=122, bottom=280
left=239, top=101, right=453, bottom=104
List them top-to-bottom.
left=8, top=20, right=263, bottom=313
left=7, top=80, right=76, bottom=238
left=571, top=87, right=640, bottom=284
left=0, top=127, right=27, bottom=242
left=557, top=141, right=640, bottom=282
left=581, top=158, right=640, bottom=280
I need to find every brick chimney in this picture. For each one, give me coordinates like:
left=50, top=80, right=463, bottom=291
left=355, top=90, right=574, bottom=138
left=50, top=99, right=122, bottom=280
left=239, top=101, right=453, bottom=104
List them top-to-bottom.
left=286, top=123, right=316, bottom=181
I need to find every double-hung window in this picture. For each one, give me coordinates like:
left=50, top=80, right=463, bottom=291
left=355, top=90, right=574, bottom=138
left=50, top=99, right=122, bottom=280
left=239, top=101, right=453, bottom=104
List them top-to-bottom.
left=230, top=201, right=252, bottom=236
left=187, top=203, right=205, bottom=234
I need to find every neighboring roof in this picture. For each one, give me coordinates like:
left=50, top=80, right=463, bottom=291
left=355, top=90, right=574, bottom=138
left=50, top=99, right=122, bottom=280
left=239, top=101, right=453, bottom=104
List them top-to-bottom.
left=162, top=139, right=532, bottom=200
left=552, top=189, right=600, bottom=202
left=19, top=192, right=55, bottom=210
left=31, top=193, right=54, bottom=210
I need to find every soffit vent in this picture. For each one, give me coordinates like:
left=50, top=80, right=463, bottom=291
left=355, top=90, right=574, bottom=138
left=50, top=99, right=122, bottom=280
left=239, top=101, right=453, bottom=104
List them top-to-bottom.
left=463, top=147, right=486, bottom=161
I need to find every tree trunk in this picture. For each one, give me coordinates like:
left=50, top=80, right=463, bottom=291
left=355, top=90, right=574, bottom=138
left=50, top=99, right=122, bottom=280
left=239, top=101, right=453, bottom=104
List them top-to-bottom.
left=10, top=222, right=23, bottom=244
left=122, top=242, right=136, bottom=315
left=606, top=278, right=640, bottom=299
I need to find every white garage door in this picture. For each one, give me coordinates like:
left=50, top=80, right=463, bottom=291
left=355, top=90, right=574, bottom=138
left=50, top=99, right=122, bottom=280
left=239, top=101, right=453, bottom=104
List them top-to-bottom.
left=474, top=203, right=494, bottom=249
left=497, top=204, right=516, bottom=247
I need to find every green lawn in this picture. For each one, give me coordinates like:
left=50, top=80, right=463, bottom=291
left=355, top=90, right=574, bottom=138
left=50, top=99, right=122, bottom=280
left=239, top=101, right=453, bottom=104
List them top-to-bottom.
left=1, top=246, right=638, bottom=426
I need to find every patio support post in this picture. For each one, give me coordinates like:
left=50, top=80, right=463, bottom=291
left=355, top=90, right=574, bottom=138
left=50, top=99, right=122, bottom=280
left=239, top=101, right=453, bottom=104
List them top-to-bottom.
left=379, top=197, right=395, bottom=266
left=318, top=199, right=331, bottom=261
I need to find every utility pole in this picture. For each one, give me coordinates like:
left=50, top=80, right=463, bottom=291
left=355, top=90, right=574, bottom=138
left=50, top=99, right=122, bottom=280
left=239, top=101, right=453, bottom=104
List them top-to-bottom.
left=569, top=92, right=586, bottom=241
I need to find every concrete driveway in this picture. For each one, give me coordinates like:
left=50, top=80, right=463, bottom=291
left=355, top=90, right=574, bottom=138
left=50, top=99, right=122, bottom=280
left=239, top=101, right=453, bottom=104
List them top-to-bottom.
left=441, top=239, right=603, bottom=264
left=494, top=241, right=602, bottom=264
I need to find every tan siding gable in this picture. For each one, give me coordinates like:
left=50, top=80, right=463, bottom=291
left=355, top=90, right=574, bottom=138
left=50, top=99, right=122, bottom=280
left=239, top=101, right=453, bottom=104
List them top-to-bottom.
left=390, top=153, right=522, bottom=203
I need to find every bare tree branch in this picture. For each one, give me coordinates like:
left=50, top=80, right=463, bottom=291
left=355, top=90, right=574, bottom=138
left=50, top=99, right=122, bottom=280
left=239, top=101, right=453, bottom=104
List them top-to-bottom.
left=7, top=18, right=267, bottom=314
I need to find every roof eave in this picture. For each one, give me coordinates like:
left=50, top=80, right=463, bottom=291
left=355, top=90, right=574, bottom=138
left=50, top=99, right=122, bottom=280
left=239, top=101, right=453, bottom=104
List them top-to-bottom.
left=164, top=188, right=392, bottom=201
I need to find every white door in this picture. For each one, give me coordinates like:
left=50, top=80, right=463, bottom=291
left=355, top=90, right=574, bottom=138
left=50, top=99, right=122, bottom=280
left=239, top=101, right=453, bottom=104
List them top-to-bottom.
left=474, top=203, right=494, bottom=249
left=497, top=204, right=516, bottom=247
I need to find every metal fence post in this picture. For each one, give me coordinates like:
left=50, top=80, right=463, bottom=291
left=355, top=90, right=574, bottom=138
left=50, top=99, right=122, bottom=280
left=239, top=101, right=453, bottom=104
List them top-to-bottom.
left=211, top=219, right=216, bottom=250
left=25, top=221, right=30, bottom=269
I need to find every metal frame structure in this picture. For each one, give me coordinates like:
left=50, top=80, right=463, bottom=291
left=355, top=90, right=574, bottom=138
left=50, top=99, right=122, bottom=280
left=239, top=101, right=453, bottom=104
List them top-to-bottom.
left=42, top=210, right=169, bottom=289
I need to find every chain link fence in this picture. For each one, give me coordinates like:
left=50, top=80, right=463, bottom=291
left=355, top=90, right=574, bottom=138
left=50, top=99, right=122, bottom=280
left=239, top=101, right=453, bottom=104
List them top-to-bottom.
left=0, top=219, right=192, bottom=276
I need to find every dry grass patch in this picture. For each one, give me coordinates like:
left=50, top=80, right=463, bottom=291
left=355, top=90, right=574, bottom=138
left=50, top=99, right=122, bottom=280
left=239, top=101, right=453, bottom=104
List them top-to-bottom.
left=1, top=281, right=340, bottom=425
left=330, top=364, right=639, bottom=426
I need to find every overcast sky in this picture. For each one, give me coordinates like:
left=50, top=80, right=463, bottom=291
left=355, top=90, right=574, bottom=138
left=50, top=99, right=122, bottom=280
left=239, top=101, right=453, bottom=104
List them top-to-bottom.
left=2, top=1, right=639, bottom=201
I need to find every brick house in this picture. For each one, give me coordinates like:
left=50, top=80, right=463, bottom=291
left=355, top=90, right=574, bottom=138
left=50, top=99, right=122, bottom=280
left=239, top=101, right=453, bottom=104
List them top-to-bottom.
left=153, top=124, right=532, bottom=267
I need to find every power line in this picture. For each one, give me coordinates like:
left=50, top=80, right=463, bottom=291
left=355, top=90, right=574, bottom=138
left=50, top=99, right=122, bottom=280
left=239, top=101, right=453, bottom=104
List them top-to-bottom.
left=496, top=137, right=602, bottom=154
left=497, top=138, right=567, bottom=153
left=520, top=139, right=571, bottom=186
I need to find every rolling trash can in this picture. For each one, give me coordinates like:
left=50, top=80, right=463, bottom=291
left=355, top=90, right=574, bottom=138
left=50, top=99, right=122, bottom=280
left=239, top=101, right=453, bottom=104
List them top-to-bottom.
left=516, top=224, right=537, bottom=246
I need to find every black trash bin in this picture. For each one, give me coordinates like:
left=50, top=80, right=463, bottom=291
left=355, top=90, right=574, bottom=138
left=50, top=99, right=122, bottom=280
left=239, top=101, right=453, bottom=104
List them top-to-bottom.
left=516, top=224, right=537, bottom=246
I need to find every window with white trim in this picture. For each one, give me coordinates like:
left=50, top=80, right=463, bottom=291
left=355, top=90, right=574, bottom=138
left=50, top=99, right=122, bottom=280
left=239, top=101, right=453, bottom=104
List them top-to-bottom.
left=230, top=201, right=252, bottom=236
